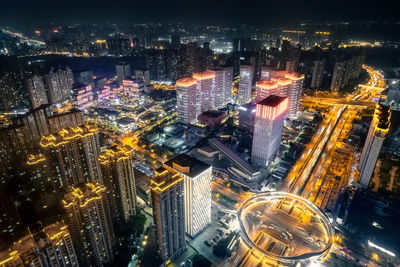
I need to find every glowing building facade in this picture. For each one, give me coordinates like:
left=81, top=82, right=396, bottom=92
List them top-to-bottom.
left=238, top=65, right=253, bottom=104
left=193, top=71, right=215, bottom=115
left=176, top=77, right=198, bottom=124
left=122, top=79, right=145, bottom=99
left=73, top=84, right=94, bottom=110
left=251, top=96, right=288, bottom=167
left=358, top=103, right=391, bottom=187
left=40, top=125, right=102, bottom=188
left=99, top=145, right=137, bottom=223
left=165, top=154, right=212, bottom=237
left=150, top=167, right=186, bottom=263
left=63, top=183, right=114, bottom=266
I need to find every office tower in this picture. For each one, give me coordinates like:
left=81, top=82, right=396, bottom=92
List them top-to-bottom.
left=311, top=60, right=325, bottom=89
left=330, top=61, right=345, bottom=92
left=116, top=63, right=131, bottom=85
left=238, top=65, right=253, bottom=104
left=260, top=66, right=273, bottom=80
left=45, top=67, right=74, bottom=104
left=223, top=67, right=233, bottom=104
left=74, top=69, right=94, bottom=88
left=193, top=71, right=215, bottom=114
left=285, top=72, right=304, bottom=116
left=26, top=75, right=48, bottom=109
left=176, top=77, right=198, bottom=124
left=122, top=79, right=145, bottom=98
left=73, top=84, right=94, bottom=110
left=251, top=96, right=288, bottom=167
left=238, top=103, right=256, bottom=133
left=358, top=103, right=391, bottom=187
left=48, top=109, right=84, bottom=133
left=40, top=125, right=102, bottom=188
left=99, top=145, right=137, bottom=223
left=165, top=154, right=212, bottom=237
left=150, top=167, right=186, bottom=263
left=63, top=183, right=114, bottom=266
left=0, top=222, right=79, bottom=266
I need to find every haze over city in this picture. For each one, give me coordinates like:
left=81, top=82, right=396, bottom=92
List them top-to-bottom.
left=0, top=1, right=399, bottom=267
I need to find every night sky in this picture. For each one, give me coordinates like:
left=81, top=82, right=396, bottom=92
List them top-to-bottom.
left=0, top=0, right=399, bottom=26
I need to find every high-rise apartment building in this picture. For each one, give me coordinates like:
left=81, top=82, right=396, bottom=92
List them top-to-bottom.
left=311, top=60, right=325, bottom=89
left=330, top=61, right=345, bottom=92
left=116, top=63, right=131, bottom=85
left=238, top=65, right=253, bottom=104
left=223, top=67, right=233, bottom=104
left=45, top=68, right=74, bottom=104
left=74, top=69, right=94, bottom=88
left=210, top=69, right=225, bottom=109
left=193, top=71, right=215, bottom=114
left=285, top=72, right=304, bottom=116
left=26, top=75, right=48, bottom=109
left=176, top=77, right=198, bottom=124
left=73, top=84, right=94, bottom=110
left=251, top=95, right=288, bottom=167
left=358, top=103, right=391, bottom=187
left=48, top=109, right=84, bottom=133
left=40, top=125, right=102, bottom=188
left=99, top=145, right=137, bottom=223
left=165, top=154, right=212, bottom=237
left=150, top=167, right=186, bottom=263
left=63, top=183, right=114, bottom=266
left=0, top=222, right=79, bottom=267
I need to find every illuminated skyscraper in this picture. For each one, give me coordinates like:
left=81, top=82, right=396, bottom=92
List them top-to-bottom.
left=311, top=60, right=325, bottom=89
left=330, top=61, right=345, bottom=92
left=116, top=63, right=131, bottom=85
left=238, top=65, right=253, bottom=104
left=44, top=67, right=74, bottom=104
left=223, top=67, right=233, bottom=104
left=210, top=69, right=225, bottom=108
left=193, top=71, right=215, bottom=114
left=285, top=72, right=304, bottom=116
left=26, top=75, right=48, bottom=109
left=176, top=77, right=198, bottom=124
left=256, top=80, right=280, bottom=103
left=73, top=84, right=94, bottom=110
left=251, top=96, right=288, bottom=167
left=238, top=103, right=256, bottom=133
left=358, top=103, right=391, bottom=187
left=40, top=125, right=102, bottom=188
left=99, top=145, right=137, bottom=223
left=165, top=154, right=212, bottom=237
left=150, top=167, right=186, bottom=263
left=63, top=183, right=114, bottom=266
left=0, top=222, right=79, bottom=266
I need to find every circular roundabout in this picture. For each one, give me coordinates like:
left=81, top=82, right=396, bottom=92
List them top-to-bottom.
left=237, top=192, right=333, bottom=264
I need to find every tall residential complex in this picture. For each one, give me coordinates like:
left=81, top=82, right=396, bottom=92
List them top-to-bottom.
left=330, top=55, right=365, bottom=92
left=311, top=60, right=325, bottom=89
left=116, top=63, right=132, bottom=85
left=238, top=65, right=253, bottom=104
left=223, top=67, right=233, bottom=105
left=44, top=68, right=74, bottom=104
left=74, top=69, right=94, bottom=88
left=210, top=69, right=225, bottom=108
left=193, top=70, right=215, bottom=114
left=255, top=71, right=304, bottom=115
left=26, top=75, right=48, bottom=109
left=176, top=77, right=198, bottom=124
left=251, top=95, right=288, bottom=167
left=358, top=103, right=391, bottom=187
left=40, top=125, right=102, bottom=188
left=99, top=145, right=137, bottom=223
left=165, top=154, right=212, bottom=237
left=150, top=167, right=186, bottom=263
left=63, top=183, right=114, bottom=266
left=0, top=222, right=79, bottom=266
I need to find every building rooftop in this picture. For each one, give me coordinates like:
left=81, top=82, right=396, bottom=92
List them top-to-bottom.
left=193, top=70, right=215, bottom=80
left=176, top=77, right=197, bottom=87
left=256, top=80, right=278, bottom=89
left=258, top=95, right=287, bottom=107
left=165, top=154, right=211, bottom=178
left=150, top=166, right=183, bottom=193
